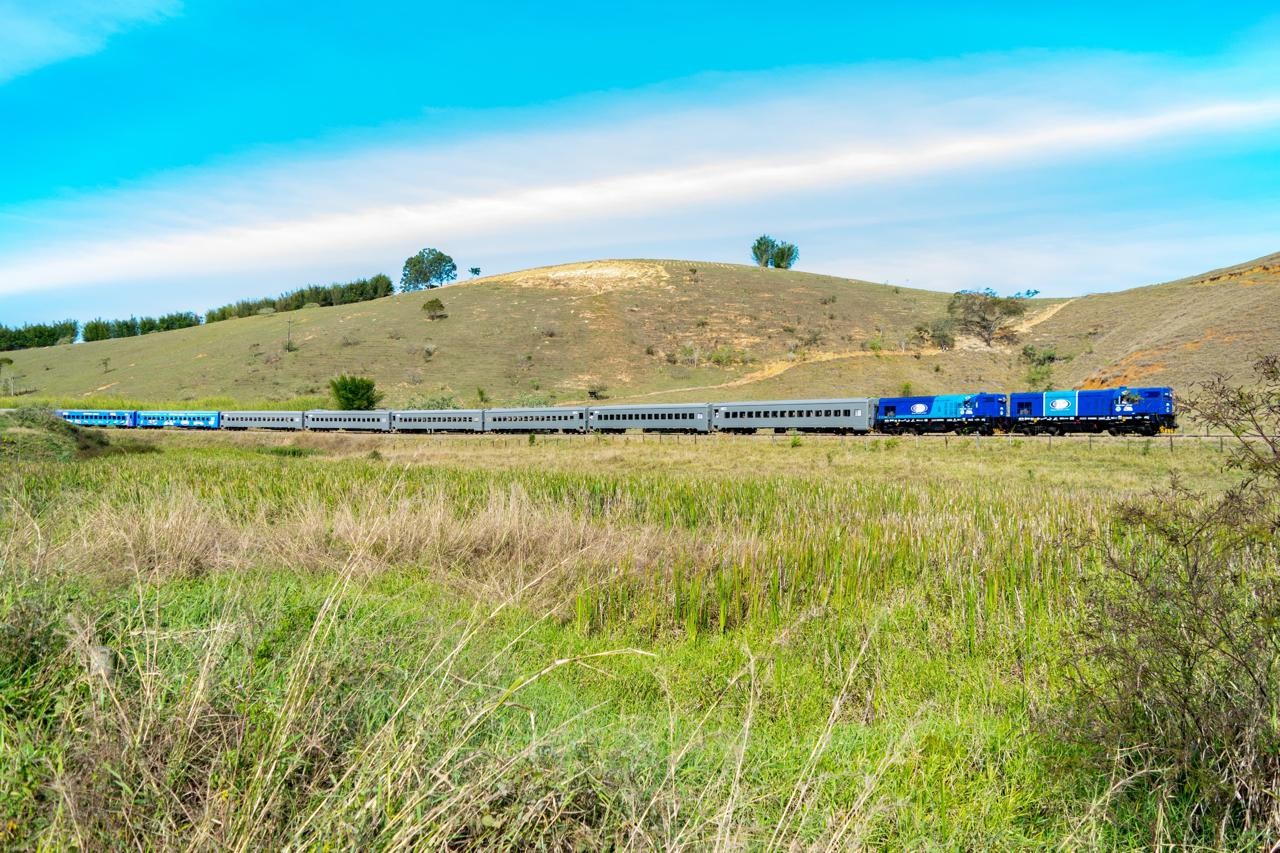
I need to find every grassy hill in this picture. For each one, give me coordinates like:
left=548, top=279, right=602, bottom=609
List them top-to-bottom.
left=4, top=254, right=1277, bottom=409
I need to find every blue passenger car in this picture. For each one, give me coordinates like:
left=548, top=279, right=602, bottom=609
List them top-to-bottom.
left=1008, top=386, right=1174, bottom=434
left=874, top=393, right=1005, bottom=434
left=55, top=409, right=137, bottom=428
left=136, top=410, right=221, bottom=429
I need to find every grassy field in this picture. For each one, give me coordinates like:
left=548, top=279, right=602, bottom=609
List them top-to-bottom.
left=3, top=253, right=1277, bottom=411
left=2, top=419, right=1257, bottom=848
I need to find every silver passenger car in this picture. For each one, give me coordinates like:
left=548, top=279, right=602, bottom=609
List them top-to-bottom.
left=711, top=398, right=873, bottom=433
left=587, top=403, right=712, bottom=433
left=482, top=407, right=587, bottom=433
left=392, top=409, right=484, bottom=432
left=221, top=410, right=305, bottom=430
left=304, top=410, right=392, bottom=431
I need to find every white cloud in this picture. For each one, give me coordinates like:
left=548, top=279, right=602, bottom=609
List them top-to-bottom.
left=0, top=0, right=179, bottom=84
left=2, top=50, right=1279, bottom=305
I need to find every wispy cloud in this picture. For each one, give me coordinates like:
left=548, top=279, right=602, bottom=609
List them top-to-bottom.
left=0, top=0, right=179, bottom=84
left=2, top=49, right=1278, bottom=306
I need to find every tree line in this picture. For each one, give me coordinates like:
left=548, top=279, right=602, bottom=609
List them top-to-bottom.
left=0, top=244, right=475, bottom=352
left=205, top=274, right=395, bottom=322
left=83, top=312, right=201, bottom=342
left=0, top=320, right=78, bottom=352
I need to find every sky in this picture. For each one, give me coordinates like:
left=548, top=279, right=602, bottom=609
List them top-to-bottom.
left=2, top=2, right=1279, bottom=324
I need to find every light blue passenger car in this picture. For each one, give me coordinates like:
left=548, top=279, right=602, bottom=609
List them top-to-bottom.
left=55, top=409, right=137, bottom=428
left=136, top=410, right=221, bottom=429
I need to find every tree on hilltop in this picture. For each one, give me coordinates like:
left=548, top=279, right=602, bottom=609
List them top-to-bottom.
left=751, top=235, right=777, bottom=268
left=770, top=242, right=799, bottom=270
left=401, top=248, right=457, bottom=291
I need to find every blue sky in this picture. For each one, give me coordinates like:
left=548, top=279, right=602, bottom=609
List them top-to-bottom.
left=2, top=2, right=1279, bottom=324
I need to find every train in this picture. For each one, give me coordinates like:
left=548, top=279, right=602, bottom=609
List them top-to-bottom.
left=54, top=385, right=1176, bottom=437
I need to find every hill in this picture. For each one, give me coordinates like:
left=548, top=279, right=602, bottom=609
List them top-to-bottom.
left=3, top=254, right=1278, bottom=409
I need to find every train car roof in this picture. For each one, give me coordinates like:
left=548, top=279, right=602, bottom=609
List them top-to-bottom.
left=711, top=398, right=871, bottom=406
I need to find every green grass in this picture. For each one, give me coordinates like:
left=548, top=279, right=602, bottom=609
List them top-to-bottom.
left=5, top=253, right=1275, bottom=409
left=0, top=429, right=1251, bottom=848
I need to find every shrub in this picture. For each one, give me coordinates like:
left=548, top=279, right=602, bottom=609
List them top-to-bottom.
left=422, top=298, right=447, bottom=320
left=912, top=319, right=955, bottom=350
left=1021, top=345, right=1067, bottom=389
left=708, top=347, right=750, bottom=367
left=1065, top=356, right=1280, bottom=839
left=328, top=375, right=383, bottom=410
left=405, top=393, right=460, bottom=410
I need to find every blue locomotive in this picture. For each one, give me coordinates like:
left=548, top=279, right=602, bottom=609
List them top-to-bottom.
left=53, top=385, right=1176, bottom=437
left=1007, top=386, right=1175, bottom=435
left=874, top=393, right=1007, bottom=435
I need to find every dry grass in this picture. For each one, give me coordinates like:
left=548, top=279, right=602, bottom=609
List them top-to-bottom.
left=0, top=433, right=1258, bottom=848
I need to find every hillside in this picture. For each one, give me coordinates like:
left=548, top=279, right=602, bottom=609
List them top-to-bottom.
left=4, top=255, right=1278, bottom=408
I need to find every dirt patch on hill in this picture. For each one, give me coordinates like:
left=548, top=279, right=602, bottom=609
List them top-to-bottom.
left=483, top=261, right=671, bottom=295
left=1194, top=262, right=1280, bottom=287
left=1012, top=299, right=1076, bottom=334
left=1082, top=362, right=1169, bottom=388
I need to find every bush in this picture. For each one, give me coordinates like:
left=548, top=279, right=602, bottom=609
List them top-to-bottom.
left=422, top=298, right=447, bottom=320
left=912, top=319, right=955, bottom=350
left=708, top=347, right=751, bottom=367
left=1066, top=356, right=1280, bottom=839
left=329, top=375, right=383, bottom=410
left=405, top=394, right=460, bottom=410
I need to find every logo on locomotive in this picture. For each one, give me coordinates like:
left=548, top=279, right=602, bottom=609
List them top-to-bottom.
left=1049, top=398, right=1071, bottom=411
left=909, top=403, right=929, bottom=414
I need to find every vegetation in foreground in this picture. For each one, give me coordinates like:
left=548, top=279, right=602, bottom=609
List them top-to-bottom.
left=0, top=412, right=1273, bottom=847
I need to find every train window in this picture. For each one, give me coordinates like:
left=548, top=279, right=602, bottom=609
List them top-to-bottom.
left=883, top=406, right=896, bottom=417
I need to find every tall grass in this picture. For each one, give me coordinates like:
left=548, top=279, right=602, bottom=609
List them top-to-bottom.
left=0, top=436, right=1239, bottom=847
